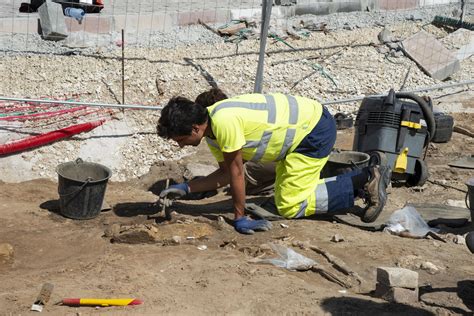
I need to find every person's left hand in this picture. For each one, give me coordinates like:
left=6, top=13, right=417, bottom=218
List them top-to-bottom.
left=234, top=216, right=272, bottom=234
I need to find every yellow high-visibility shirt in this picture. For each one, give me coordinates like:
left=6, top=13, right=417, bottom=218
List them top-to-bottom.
left=205, top=93, right=323, bottom=162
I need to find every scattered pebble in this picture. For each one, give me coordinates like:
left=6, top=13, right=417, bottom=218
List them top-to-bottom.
left=446, top=200, right=465, bottom=208
left=280, top=223, right=289, bottom=228
left=331, top=234, right=345, bottom=242
left=454, top=235, right=466, bottom=245
left=171, top=236, right=182, bottom=244
left=0, top=243, right=14, bottom=263
left=197, top=245, right=208, bottom=250
left=421, top=261, right=440, bottom=274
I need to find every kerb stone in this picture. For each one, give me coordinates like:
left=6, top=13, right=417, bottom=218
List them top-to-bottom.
left=376, top=267, right=418, bottom=289
left=375, top=283, right=419, bottom=304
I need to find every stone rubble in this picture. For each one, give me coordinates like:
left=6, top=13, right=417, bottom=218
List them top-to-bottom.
left=0, top=4, right=472, bottom=182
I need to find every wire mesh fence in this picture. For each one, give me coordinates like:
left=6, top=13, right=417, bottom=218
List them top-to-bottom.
left=0, top=0, right=472, bottom=179
left=0, top=0, right=471, bottom=103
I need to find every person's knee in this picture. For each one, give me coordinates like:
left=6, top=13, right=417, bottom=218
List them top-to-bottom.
left=275, top=202, right=300, bottom=219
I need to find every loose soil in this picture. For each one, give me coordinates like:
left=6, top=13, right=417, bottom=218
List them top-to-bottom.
left=1, top=113, right=473, bottom=315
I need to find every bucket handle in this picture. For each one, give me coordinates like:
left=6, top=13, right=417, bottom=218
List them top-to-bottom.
left=349, top=160, right=360, bottom=170
left=58, top=177, right=92, bottom=197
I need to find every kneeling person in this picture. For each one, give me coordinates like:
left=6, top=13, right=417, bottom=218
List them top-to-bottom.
left=157, top=89, right=391, bottom=234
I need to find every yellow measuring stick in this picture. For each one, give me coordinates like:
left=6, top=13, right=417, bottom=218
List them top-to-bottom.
left=62, top=298, right=143, bottom=306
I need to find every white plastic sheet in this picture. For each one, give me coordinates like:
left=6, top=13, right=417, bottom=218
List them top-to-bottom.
left=384, top=205, right=438, bottom=237
left=252, top=243, right=316, bottom=271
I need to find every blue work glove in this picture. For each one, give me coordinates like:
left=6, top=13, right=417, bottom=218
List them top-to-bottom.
left=159, top=183, right=189, bottom=206
left=234, top=216, right=272, bottom=235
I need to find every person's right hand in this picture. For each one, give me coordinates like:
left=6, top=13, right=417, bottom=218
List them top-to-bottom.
left=159, top=183, right=189, bottom=206
left=234, top=216, right=272, bottom=235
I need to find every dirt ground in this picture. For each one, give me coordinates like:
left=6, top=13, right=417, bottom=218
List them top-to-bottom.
left=1, top=109, right=473, bottom=315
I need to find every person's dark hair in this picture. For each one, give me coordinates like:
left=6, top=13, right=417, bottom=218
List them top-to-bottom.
left=195, top=88, right=228, bottom=108
left=157, top=96, right=208, bottom=138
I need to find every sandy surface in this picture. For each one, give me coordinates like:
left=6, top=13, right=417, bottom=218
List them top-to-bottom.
left=0, top=7, right=473, bottom=314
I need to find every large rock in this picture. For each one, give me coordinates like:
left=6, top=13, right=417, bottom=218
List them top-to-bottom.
left=378, top=28, right=394, bottom=43
left=183, top=163, right=218, bottom=181
left=377, top=267, right=418, bottom=289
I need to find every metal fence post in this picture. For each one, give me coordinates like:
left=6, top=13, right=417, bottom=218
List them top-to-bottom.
left=254, top=0, right=273, bottom=93
left=460, top=0, right=467, bottom=23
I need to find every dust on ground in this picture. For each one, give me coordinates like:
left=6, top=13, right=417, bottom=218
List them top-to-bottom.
left=0, top=112, right=473, bottom=315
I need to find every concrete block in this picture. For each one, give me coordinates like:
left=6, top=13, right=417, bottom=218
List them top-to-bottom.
left=38, top=0, right=67, bottom=41
left=274, top=0, right=296, bottom=5
left=377, top=0, right=417, bottom=10
left=419, top=0, right=454, bottom=6
left=295, top=2, right=362, bottom=15
left=230, top=8, right=263, bottom=21
left=177, top=9, right=230, bottom=26
left=196, top=9, right=230, bottom=24
left=114, top=13, right=175, bottom=33
left=65, top=15, right=112, bottom=34
left=0, top=17, right=37, bottom=34
left=402, top=30, right=460, bottom=81
left=376, top=267, right=418, bottom=289
left=375, top=283, right=419, bottom=304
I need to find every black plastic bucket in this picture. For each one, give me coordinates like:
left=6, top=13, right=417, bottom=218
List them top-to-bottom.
left=321, top=151, right=370, bottom=178
left=56, top=158, right=112, bottom=220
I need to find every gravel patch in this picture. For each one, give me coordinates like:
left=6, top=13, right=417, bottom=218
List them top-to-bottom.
left=0, top=5, right=472, bottom=182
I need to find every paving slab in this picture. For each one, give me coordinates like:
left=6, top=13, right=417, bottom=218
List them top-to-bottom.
left=402, top=30, right=460, bottom=81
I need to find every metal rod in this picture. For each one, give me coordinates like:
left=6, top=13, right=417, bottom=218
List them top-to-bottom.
left=253, top=0, right=273, bottom=93
left=460, top=0, right=466, bottom=23
left=121, top=29, right=125, bottom=106
left=399, top=66, right=411, bottom=91
left=0, top=79, right=472, bottom=110
left=320, top=79, right=474, bottom=106
left=0, top=97, right=163, bottom=110
left=161, top=178, right=170, bottom=216
left=427, top=179, right=467, bottom=194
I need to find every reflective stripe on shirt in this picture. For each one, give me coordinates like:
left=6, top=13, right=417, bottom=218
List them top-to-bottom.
left=209, top=94, right=300, bottom=161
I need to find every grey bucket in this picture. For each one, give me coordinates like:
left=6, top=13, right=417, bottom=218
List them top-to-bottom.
left=321, top=151, right=370, bottom=178
left=56, top=158, right=112, bottom=220
left=466, top=178, right=474, bottom=220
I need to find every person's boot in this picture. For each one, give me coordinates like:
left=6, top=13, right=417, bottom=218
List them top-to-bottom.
left=362, top=165, right=391, bottom=223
